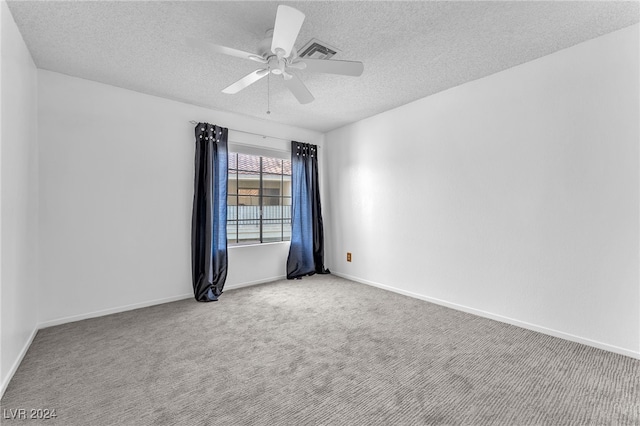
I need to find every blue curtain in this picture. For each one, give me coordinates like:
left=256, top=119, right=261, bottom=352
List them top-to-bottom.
left=191, top=123, right=228, bottom=301
left=287, top=141, right=330, bottom=279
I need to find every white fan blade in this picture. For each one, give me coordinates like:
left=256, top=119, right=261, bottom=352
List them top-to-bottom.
left=271, top=5, right=305, bottom=58
left=187, top=38, right=266, bottom=63
left=300, top=59, right=364, bottom=76
left=287, top=61, right=306, bottom=70
left=222, top=69, right=269, bottom=94
left=284, top=74, right=314, bottom=104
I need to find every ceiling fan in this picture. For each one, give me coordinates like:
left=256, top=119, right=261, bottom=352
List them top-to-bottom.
left=188, top=5, right=364, bottom=104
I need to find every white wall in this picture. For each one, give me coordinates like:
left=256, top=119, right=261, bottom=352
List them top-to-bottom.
left=0, top=0, right=39, bottom=396
left=325, top=24, right=640, bottom=358
left=37, top=69, right=322, bottom=326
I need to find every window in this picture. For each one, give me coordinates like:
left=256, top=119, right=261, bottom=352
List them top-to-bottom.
left=227, top=152, right=292, bottom=245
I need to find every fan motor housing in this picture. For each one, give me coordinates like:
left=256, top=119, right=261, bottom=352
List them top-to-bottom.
left=268, top=57, right=284, bottom=75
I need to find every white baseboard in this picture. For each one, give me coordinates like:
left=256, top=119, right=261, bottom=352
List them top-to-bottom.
left=332, top=271, right=640, bottom=360
left=225, top=275, right=286, bottom=290
left=38, top=276, right=286, bottom=330
left=38, top=293, right=194, bottom=329
left=0, top=326, right=38, bottom=399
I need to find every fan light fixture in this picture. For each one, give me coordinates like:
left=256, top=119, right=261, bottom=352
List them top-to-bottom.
left=187, top=5, right=364, bottom=106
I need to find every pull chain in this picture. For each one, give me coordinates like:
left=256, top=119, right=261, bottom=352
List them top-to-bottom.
left=266, top=71, right=271, bottom=115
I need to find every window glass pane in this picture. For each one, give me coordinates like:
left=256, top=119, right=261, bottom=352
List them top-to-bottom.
left=228, top=153, right=238, bottom=170
left=237, top=153, right=260, bottom=173
left=262, top=157, right=283, bottom=174
left=283, top=159, right=292, bottom=176
left=263, top=173, right=282, bottom=194
left=228, top=174, right=238, bottom=195
left=237, top=174, right=259, bottom=195
left=282, top=174, right=292, bottom=197
left=238, top=181, right=260, bottom=190
left=239, top=188, right=259, bottom=196
left=263, top=189, right=279, bottom=199
left=238, top=195, right=260, bottom=207
left=227, top=196, right=237, bottom=221
left=262, top=196, right=281, bottom=207
left=282, top=196, right=292, bottom=206
left=283, top=203, right=292, bottom=231
left=237, top=204, right=260, bottom=225
left=261, top=204, right=279, bottom=219
left=283, top=215, right=291, bottom=241
left=262, top=218, right=283, bottom=243
left=237, top=220, right=260, bottom=244
left=227, top=221, right=238, bottom=243
left=263, top=235, right=283, bottom=243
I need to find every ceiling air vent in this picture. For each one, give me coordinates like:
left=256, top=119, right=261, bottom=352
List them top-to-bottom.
left=298, top=38, right=340, bottom=60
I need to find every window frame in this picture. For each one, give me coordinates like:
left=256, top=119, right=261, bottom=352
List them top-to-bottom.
left=227, top=151, right=292, bottom=246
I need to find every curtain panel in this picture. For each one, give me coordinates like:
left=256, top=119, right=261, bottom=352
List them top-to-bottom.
left=191, top=123, right=228, bottom=301
left=287, top=141, right=330, bottom=279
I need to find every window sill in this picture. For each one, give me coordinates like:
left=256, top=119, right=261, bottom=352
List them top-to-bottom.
left=228, top=241, right=290, bottom=249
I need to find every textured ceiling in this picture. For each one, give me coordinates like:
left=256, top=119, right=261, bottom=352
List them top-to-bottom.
left=6, top=1, right=639, bottom=132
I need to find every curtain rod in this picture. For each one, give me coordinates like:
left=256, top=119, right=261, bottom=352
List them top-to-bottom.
left=189, top=120, right=309, bottom=144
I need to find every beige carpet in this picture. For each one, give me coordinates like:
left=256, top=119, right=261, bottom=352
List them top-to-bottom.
left=1, top=275, right=638, bottom=425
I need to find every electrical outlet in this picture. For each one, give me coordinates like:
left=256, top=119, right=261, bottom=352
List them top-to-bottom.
left=347, top=252, right=352, bottom=262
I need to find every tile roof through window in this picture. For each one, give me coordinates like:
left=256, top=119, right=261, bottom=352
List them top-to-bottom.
left=229, top=153, right=292, bottom=175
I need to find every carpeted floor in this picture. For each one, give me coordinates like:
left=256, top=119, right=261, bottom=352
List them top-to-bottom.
left=1, top=275, right=638, bottom=425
